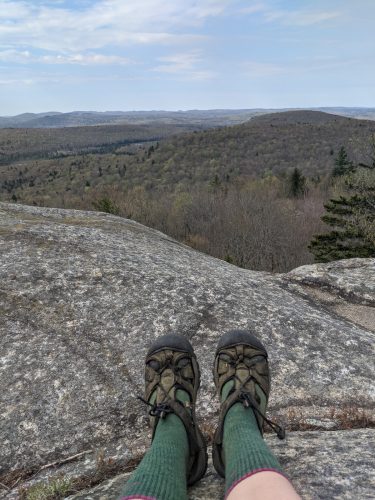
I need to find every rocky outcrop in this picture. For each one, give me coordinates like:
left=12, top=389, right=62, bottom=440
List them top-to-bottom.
left=0, top=202, right=374, bottom=499
left=68, top=432, right=375, bottom=500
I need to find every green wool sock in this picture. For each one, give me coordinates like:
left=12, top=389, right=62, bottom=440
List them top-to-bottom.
left=222, top=382, right=283, bottom=496
left=119, top=390, right=189, bottom=500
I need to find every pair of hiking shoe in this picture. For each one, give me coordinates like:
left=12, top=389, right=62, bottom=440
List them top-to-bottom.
left=141, top=329, right=285, bottom=485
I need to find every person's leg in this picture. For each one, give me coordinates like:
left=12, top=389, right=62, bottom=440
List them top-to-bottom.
left=212, top=329, right=301, bottom=500
left=119, top=334, right=207, bottom=500
left=119, top=390, right=190, bottom=500
left=223, top=395, right=300, bottom=500
left=227, top=471, right=300, bottom=500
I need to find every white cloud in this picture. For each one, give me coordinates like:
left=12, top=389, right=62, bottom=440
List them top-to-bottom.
left=0, top=0, right=233, bottom=53
left=0, top=1, right=30, bottom=19
left=239, top=1, right=342, bottom=26
left=240, top=3, right=267, bottom=15
left=264, top=9, right=341, bottom=26
left=0, top=49, right=129, bottom=65
left=0, top=49, right=32, bottom=63
left=154, top=51, right=216, bottom=80
left=155, top=52, right=201, bottom=72
left=41, top=53, right=130, bottom=65
left=242, top=57, right=355, bottom=80
left=243, top=61, right=284, bottom=77
left=0, top=71, right=132, bottom=87
left=0, top=76, right=56, bottom=86
left=0, top=78, right=30, bottom=85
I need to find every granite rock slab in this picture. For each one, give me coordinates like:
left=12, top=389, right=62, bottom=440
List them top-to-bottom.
left=0, top=203, right=374, bottom=498
left=67, top=430, right=375, bottom=500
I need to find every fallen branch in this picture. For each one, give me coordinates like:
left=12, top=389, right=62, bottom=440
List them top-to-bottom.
left=11, top=450, right=94, bottom=489
left=38, top=450, right=93, bottom=472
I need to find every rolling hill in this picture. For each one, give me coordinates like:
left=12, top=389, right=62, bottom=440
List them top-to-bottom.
left=1, top=107, right=375, bottom=129
left=1, top=110, right=375, bottom=205
left=115, top=110, right=375, bottom=188
left=0, top=122, right=200, bottom=166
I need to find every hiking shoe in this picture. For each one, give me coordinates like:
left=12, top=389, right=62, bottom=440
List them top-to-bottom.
left=212, top=329, right=285, bottom=477
left=141, top=333, right=207, bottom=485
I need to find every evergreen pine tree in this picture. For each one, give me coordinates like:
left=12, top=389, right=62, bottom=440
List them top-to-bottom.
left=332, top=146, right=354, bottom=177
left=309, top=166, right=375, bottom=262
left=288, top=167, right=306, bottom=197
left=92, top=196, right=120, bottom=215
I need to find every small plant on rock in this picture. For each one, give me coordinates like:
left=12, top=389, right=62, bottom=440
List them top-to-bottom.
left=18, top=477, right=72, bottom=500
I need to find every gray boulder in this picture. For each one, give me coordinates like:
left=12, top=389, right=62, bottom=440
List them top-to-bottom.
left=0, top=202, right=374, bottom=499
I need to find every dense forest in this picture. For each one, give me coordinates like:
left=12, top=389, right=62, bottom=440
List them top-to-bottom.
left=1, top=110, right=374, bottom=272
left=0, top=122, right=200, bottom=165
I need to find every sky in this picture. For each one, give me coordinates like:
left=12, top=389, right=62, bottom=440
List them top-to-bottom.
left=0, top=0, right=374, bottom=114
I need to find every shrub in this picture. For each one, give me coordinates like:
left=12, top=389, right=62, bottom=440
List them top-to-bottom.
left=92, top=197, right=120, bottom=215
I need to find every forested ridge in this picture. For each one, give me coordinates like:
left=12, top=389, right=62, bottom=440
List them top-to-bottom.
left=0, top=122, right=200, bottom=165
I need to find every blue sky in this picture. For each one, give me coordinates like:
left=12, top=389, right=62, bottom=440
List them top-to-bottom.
left=0, top=0, right=374, bottom=114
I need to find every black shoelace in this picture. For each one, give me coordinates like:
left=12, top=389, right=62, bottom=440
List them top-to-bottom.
left=239, top=390, right=285, bottom=440
left=137, top=395, right=174, bottom=419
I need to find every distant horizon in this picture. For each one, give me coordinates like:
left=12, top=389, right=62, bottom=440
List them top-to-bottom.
left=2, top=105, right=375, bottom=118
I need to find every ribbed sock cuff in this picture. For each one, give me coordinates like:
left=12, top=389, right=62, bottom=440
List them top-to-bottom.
left=120, top=496, right=157, bottom=500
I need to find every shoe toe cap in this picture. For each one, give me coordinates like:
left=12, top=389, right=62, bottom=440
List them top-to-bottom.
left=216, top=329, right=267, bottom=354
left=147, top=333, right=195, bottom=356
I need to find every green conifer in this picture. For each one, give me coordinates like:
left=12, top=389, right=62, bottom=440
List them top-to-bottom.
left=332, top=146, right=354, bottom=177
left=309, top=166, right=375, bottom=261
left=288, top=167, right=306, bottom=197
left=92, top=196, right=120, bottom=215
